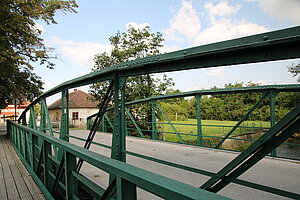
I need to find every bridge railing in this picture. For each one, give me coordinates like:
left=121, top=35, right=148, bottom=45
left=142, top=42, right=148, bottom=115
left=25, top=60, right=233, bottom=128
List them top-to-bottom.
left=11, top=25, right=300, bottom=199
left=87, top=84, right=300, bottom=160
left=81, top=100, right=300, bottom=199
left=7, top=120, right=230, bottom=200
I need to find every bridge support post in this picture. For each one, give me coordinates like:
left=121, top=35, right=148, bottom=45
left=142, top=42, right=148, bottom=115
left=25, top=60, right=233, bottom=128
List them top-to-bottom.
left=111, top=74, right=126, bottom=162
left=60, top=88, right=69, bottom=142
left=270, top=90, right=278, bottom=157
left=196, top=95, right=203, bottom=146
left=39, top=99, right=46, bottom=134
left=151, top=100, right=158, bottom=140
left=43, top=140, right=53, bottom=191
left=65, top=152, right=78, bottom=199
left=116, top=176, right=137, bottom=200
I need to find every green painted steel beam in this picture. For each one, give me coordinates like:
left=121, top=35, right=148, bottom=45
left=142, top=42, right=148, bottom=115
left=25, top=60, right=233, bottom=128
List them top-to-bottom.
left=19, top=25, right=300, bottom=121
left=111, top=73, right=126, bottom=162
left=77, top=80, right=114, bottom=172
left=87, top=84, right=300, bottom=120
left=124, top=84, right=300, bottom=107
left=269, top=90, right=278, bottom=157
left=215, top=92, right=269, bottom=149
left=196, top=95, right=203, bottom=146
left=151, top=100, right=158, bottom=140
left=156, top=102, right=185, bottom=144
left=201, top=103, right=300, bottom=193
left=29, top=107, right=37, bottom=130
left=125, top=108, right=145, bottom=138
left=104, top=114, right=114, bottom=131
left=8, top=121, right=231, bottom=200
left=125, top=150, right=300, bottom=199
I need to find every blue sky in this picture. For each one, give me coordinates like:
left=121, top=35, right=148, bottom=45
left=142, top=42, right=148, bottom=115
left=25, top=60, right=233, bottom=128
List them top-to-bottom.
left=33, top=0, right=300, bottom=103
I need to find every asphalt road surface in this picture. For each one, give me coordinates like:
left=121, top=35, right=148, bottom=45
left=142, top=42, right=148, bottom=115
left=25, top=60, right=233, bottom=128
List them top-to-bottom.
left=68, top=130, right=300, bottom=200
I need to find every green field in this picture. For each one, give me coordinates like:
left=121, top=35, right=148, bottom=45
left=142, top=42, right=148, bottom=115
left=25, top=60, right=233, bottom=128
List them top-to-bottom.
left=157, top=119, right=270, bottom=144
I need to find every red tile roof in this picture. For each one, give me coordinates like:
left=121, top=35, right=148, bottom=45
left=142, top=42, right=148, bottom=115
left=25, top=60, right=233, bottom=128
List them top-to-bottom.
left=48, top=90, right=99, bottom=110
left=0, top=111, right=19, bottom=116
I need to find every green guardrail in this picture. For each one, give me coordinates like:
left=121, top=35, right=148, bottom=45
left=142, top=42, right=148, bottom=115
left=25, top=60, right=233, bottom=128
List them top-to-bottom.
left=13, top=26, right=300, bottom=199
left=87, top=84, right=300, bottom=160
left=7, top=120, right=230, bottom=200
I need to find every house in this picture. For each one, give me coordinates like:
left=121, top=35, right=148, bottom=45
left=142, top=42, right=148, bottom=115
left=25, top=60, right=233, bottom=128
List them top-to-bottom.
left=48, top=89, right=99, bottom=128
left=0, top=101, right=31, bottom=123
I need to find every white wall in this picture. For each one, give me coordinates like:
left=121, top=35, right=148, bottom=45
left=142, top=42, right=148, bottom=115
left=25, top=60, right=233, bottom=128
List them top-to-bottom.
left=69, top=108, right=98, bottom=128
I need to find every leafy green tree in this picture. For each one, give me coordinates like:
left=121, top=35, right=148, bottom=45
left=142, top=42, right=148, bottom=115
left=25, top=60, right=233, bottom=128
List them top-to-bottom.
left=0, top=0, right=77, bottom=108
left=90, top=26, right=174, bottom=136
left=160, top=89, right=189, bottom=121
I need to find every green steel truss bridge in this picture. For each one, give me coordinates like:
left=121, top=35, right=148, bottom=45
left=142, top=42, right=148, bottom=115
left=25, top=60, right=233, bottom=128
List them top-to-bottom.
left=6, top=26, right=300, bottom=199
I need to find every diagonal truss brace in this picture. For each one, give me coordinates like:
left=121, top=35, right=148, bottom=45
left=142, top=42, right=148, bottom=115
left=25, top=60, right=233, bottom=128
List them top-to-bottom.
left=76, top=80, right=114, bottom=172
left=215, top=92, right=269, bottom=149
left=155, top=102, right=185, bottom=144
left=201, top=103, right=300, bottom=193
left=125, top=108, right=145, bottom=138
left=104, top=114, right=114, bottom=132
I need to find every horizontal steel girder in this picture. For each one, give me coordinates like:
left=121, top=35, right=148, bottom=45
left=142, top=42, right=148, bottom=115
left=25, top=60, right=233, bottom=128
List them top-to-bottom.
left=19, top=26, right=300, bottom=118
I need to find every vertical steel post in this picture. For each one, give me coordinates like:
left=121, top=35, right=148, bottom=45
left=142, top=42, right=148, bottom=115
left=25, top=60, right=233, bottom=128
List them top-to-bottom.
left=111, top=74, right=126, bottom=162
left=121, top=79, right=126, bottom=156
left=57, top=89, right=69, bottom=161
left=60, top=89, right=69, bottom=142
left=270, top=90, right=277, bottom=157
left=196, top=95, right=203, bottom=146
left=39, top=99, right=46, bottom=133
left=151, top=100, right=158, bottom=140
left=29, top=107, right=38, bottom=130
left=101, top=115, right=105, bottom=132
left=32, top=134, right=38, bottom=172
left=43, top=140, right=52, bottom=190
left=65, top=152, right=78, bottom=199
left=116, top=176, right=137, bottom=200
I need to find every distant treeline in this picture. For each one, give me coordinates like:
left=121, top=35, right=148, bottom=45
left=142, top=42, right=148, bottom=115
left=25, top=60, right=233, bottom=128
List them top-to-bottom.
left=160, top=82, right=300, bottom=122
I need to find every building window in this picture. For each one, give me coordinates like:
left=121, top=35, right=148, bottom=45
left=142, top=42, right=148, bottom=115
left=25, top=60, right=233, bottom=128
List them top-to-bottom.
left=72, top=112, right=79, bottom=120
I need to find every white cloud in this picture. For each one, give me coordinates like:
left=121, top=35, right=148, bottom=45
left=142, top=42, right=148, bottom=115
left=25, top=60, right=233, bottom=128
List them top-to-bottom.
left=205, top=0, right=241, bottom=17
left=257, top=0, right=300, bottom=23
left=163, top=1, right=200, bottom=42
left=164, top=1, right=268, bottom=46
left=194, top=18, right=268, bottom=45
left=126, top=22, right=150, bottom=30
left=33, top=23, right=45, bottom=34
left=50, top=37, right=111, bottom=68
left=159, top=44, right=180, bottom=53
left=206, top=68, right=225, bottom=77
left=253, top=80, right=268, bottom=85
left=43, top=81, right=58, bottom=91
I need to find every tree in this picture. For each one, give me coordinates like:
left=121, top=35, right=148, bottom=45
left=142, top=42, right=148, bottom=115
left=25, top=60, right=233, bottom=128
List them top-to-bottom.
left=0, top=0, right=77, bottom=108
left=90, top=26, right=174, bottom=136
left=288, top=63, right=300, bottom=82
left=160, top=89, right=189, bottom=121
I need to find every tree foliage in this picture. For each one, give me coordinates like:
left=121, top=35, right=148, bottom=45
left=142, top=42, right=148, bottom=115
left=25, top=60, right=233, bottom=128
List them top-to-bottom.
left=0, top=0, right=77, bottom=108
left=90, top=26, right=174, bottom=136
left=188, top=82, right=300, bottom=122
left=160, top=89, right=189, bottom=121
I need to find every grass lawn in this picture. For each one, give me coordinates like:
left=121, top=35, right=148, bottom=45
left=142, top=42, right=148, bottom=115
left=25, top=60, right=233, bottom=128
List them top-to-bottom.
left=157, top=119, right=270, bottom=144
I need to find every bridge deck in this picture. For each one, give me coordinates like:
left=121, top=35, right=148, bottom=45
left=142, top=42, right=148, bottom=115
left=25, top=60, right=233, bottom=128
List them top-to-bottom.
left=69, top=130, right=300, bottom=200
left=0, top=131, right=45, bottom=200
